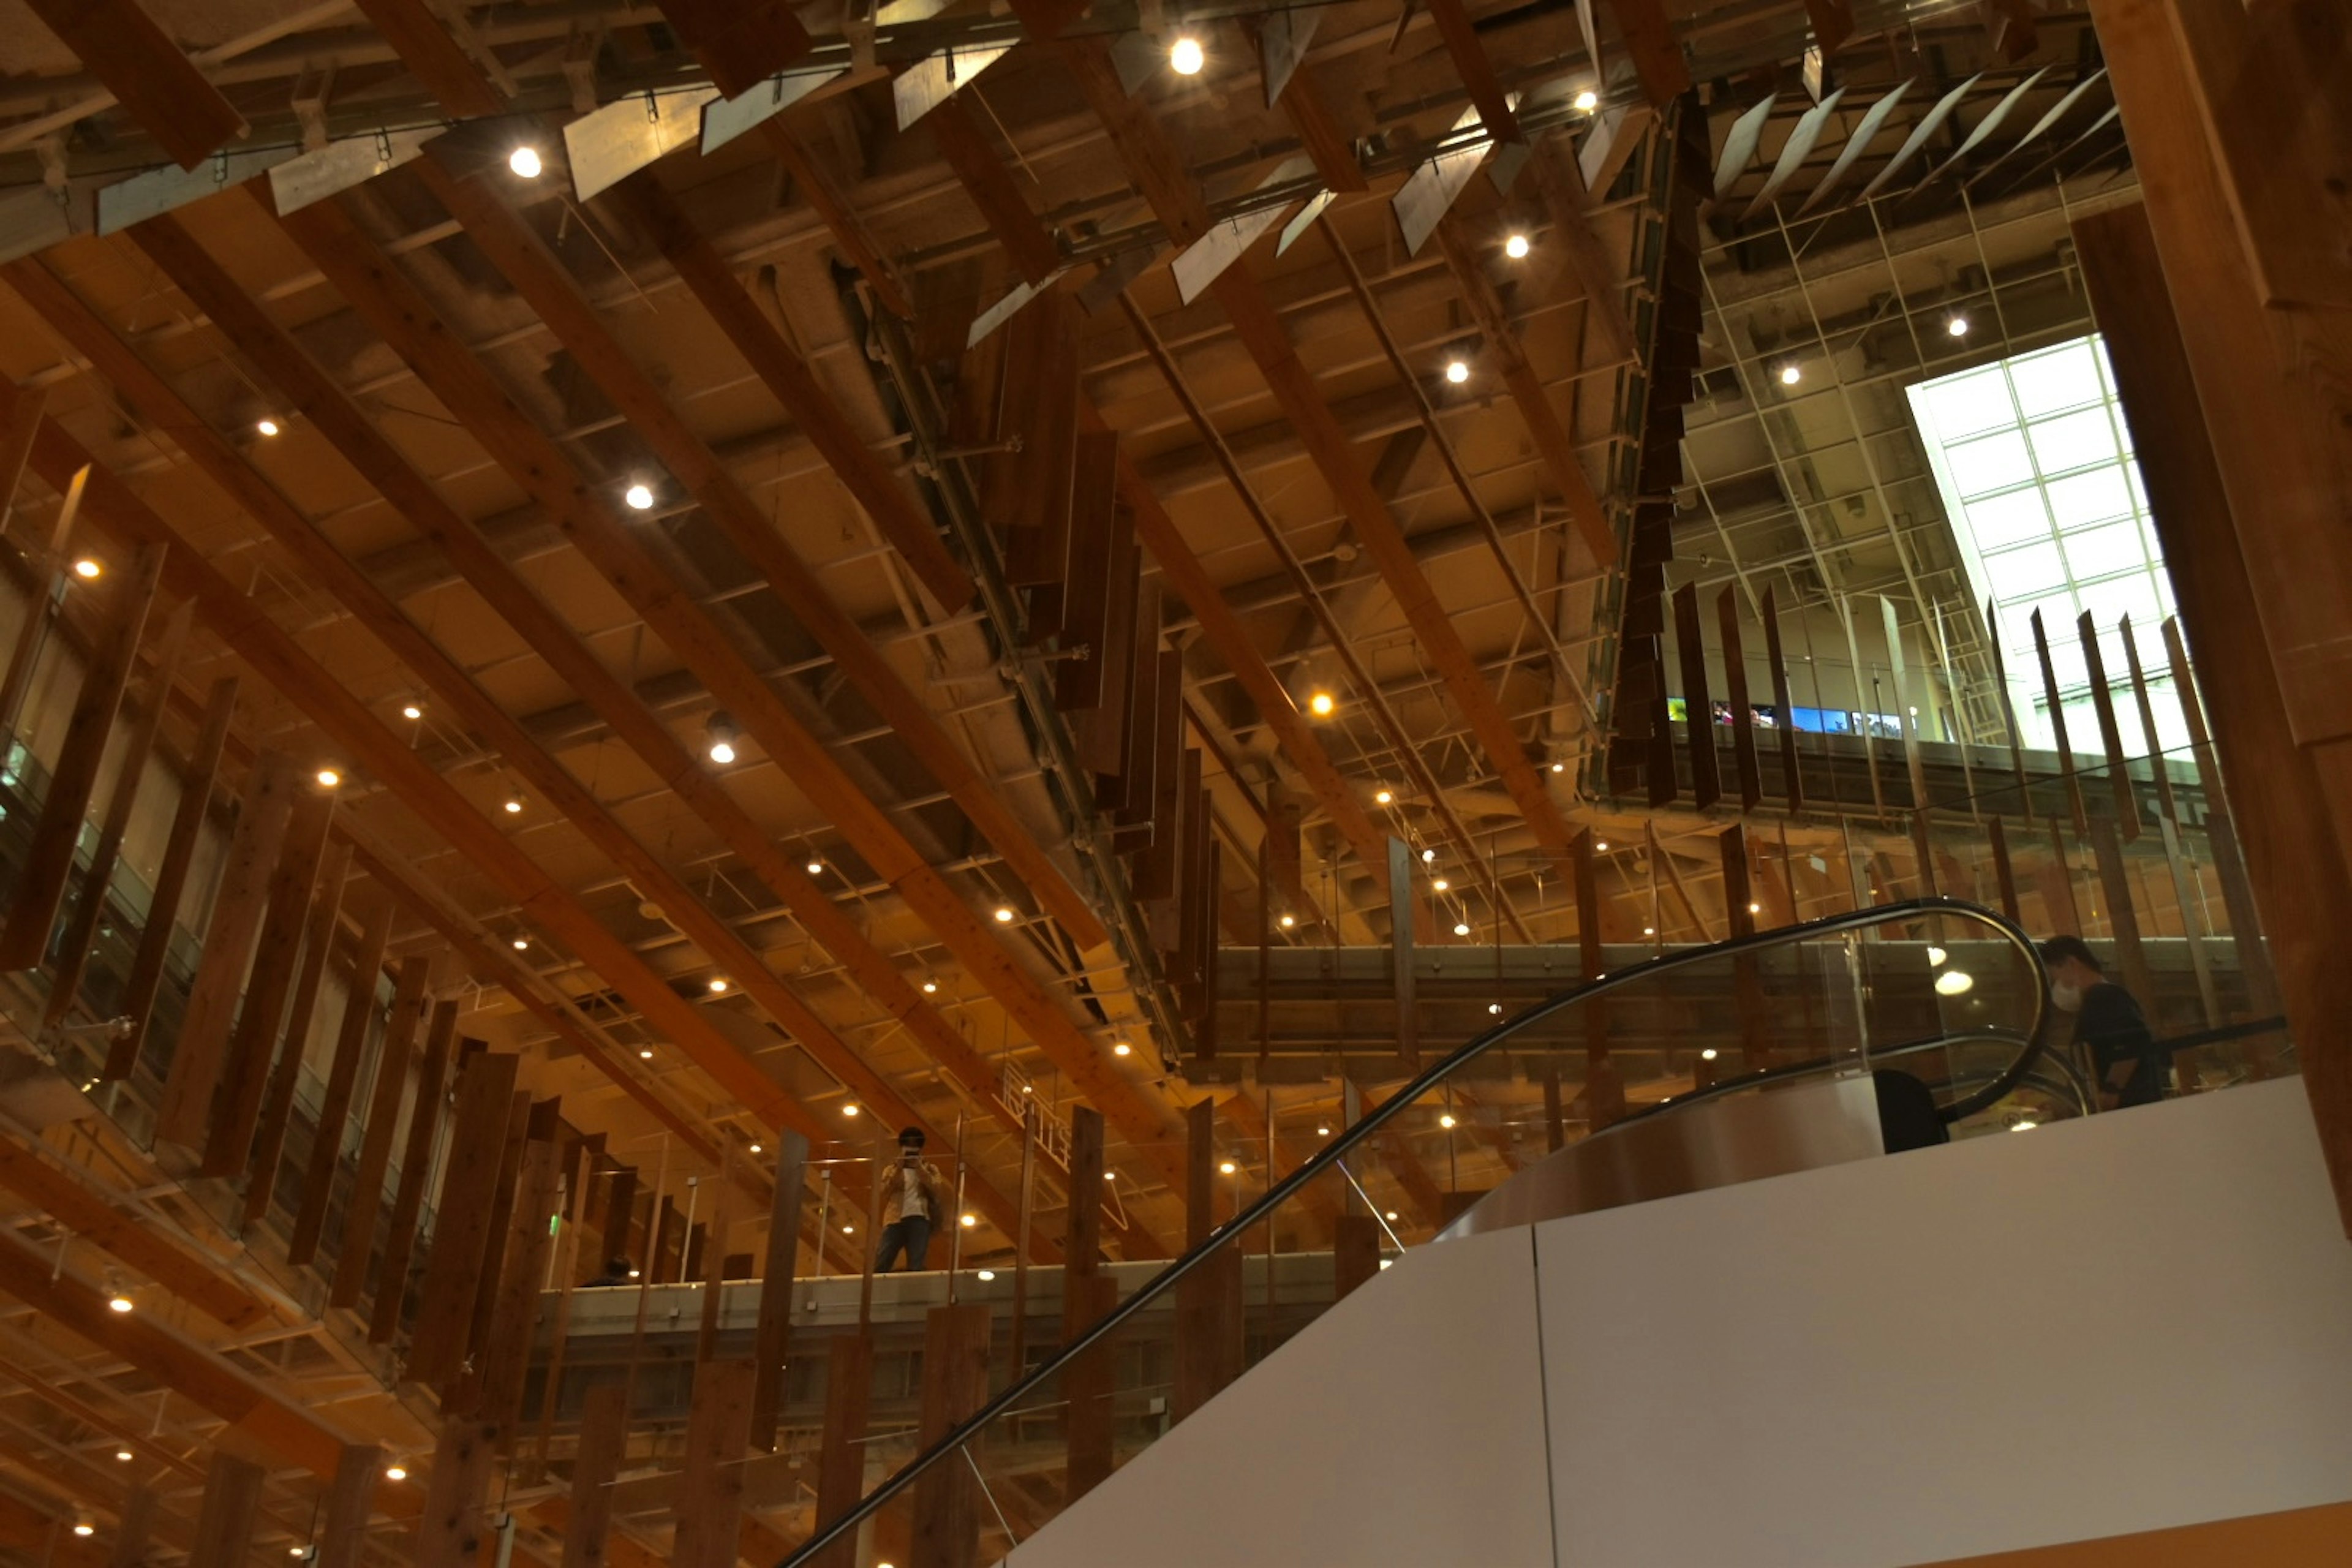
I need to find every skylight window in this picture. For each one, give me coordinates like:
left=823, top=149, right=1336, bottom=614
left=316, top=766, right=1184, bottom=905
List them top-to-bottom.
left=1909, top=335, right=2186, bottom=758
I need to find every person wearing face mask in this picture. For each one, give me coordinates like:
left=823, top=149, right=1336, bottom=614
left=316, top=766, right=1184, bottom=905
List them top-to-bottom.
left=2037, top=935, right=2163, bottom=1110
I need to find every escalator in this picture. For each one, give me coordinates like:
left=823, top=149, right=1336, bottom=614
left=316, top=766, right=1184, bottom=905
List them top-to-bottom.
left=777, top=897, right=2056, bottom=1566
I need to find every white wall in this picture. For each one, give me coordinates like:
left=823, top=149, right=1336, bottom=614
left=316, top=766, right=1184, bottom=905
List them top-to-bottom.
left=1007, top=1080, right=2352, bottom=1567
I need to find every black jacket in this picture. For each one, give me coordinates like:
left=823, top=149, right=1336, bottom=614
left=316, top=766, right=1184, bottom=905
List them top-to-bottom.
left=2076, top=981, right=2163, bottom=1106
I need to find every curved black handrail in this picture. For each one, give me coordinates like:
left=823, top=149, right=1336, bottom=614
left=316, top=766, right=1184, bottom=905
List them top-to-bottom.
left=776, top=895, right=2047, bottom=1566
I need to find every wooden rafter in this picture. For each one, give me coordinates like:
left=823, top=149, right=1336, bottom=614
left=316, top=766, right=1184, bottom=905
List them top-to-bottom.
left=21, top=0, right=246, bottom=168
left=348, top=0, right=506, bottom=118
left=1424, top=0, right=1522, bottom=142
left=924, top=95, right=1061, bottom=285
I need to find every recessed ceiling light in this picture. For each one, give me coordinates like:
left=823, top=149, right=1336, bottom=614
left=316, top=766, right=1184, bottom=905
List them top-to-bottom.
left=1169, top=35, right=1205, bottom=75
left=1573, top=89, right=1599, bottom=111
left=509, top=145, right=543, bottom=178
left=1504, top=233, right=1530, bottom=260
left=1947, top=314, right=1970, bottom=337
left=1443, top=359, right=1470, bottom=385
left=1779, top=363, right=1802, bottom=386
left=255, top=417, right=281, bottom=437
left=624, top=481, right=655, bottom=511
left=71, top=558, right=101, bottom=579
left=1307, top=690, right=1336, bottom=717
left=401, top=703, right=423, bottom=720
left=1550, top=761, right=1566, bottom=773
left=314, top=768, right=341, bottom=789
left=1373, top=788, right=1393, bottom=805
left=503, top=792, right=524, bottom=814
left=1595, top=840, right=1608, bottom=851
left=1421, top=848, right=1436, bottom=864
left=805, top=858, right=824, bottom=875
left=1432, top=878, right=1449, bottom=892
left=1749, top=901, right=1762, bottom=914
left=993, top=906, right=1016, bottom=923
left=1277, top=914, right=1295, bottom=929
left=1452, top=921, right=1471, bottom=937
left=1644, top=925, right=1657, bottom=936
left=511, top=937, right=529, bottom=951
left=707, top=977, right=728, bottom=993
left=921, top=980, right=938, bottom=994
left=1487, top=1003, right=1502, bottom=1015
left=1112, top=1041, right=1131, bottom=1057
left=1701, top=1047, right=1719, bottom=1061
left=638, top=1048, right=654, bottom=1060
left=842, top=1103, right=860, bottom=1117
left=1438, top=1112, right=1457, bottom=1129
left=1317, top=1125, right=1330, bottom=1136
left=748, top=1142, right=763, bottom=1154
left=1218, top=1160, right=1236, bottom=1175
left=1102, top=1170, right=1115, bottom=1181
left=1384, top=1210, right=1399, bottom=1221
left=959, top=1213, right=977, bottom=1228
left=842, top=1223, right=855, bottom=1234
left=976, top=1268, right=996, bottom=1281
left=107, top=1295, right=132, bottom=1314
left=114, top=1450, right=132, bottom=1463
left=385, top=1465, right=407, bottom=1482
left=73, top=1524, right=94, bottom=1538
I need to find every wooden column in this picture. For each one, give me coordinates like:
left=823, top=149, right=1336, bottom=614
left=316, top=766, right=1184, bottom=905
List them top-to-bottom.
left=0, top=459, right=83, bottom=744
left=0, top=540, right=164, bottom=970
left=1672, top=582, right=1721, bottom=809
left=1761, top=586, right=1805, bottom=810
left=1716, top=587, right=1763, bottom=811
left=40, top=598, right=192, bottom=1031
left=2029, top=609, right=2092, bottom=838
left=2077, top=612, right=2145, bottom=842
left=2119, top=617, right=2223, bottom=1027
left=2161, top=618, right=2282, bottom=1017
left=108, top=674, right=235, bottom=1079
left=154, top=752, right=303, bottom=1150
left=1987, top=816, right=2023, bottom=924
left=2086, top=818, right=2158, bottom=1011
left=1722, top=825, right=1770, bottom=1069
left=1574, top=828, right=1623, bottom=1131
left=1387, top=836, right=1417, bottom=1070
left=241, top=842, right=355, bottom=1228
left=286, top=902, right=393, bottom=1267
left=327, top=955, right=428, bottom=1306
left=362, top=1001, right=458, bottom=1344
left=405, top=1052, right=520, bottom=1387
left=1173, top=1097, right=1240, bottom=1418
left=1061, top=1106, right=1114, bottom=1499
left=471, top=1131, right=561, bottom=1432
left=749, top=1131, right=810, bottom=1450
left=1332, top=1214, right=1381, bottom=1301
left=910, top=1303, right=990, bottom=1568
left=809, top=1333, right=873, bottom=1568
left=671, top=1360, right=755, bottom=1568
left=559, top=1384, right=627, bottom=1568
left=409, top=1421, right=496, bottom=1568
left=311, top=1444, right=380, bottom=1568
left=186, top=1453, right=261, bottom=1568
left=105, top=1487, right=154, bottom=1568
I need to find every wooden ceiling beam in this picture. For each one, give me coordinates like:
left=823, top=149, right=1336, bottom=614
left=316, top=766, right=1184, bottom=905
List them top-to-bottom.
left=21, top=0, right=246, bottom=169
left=347, top=0, right=507, bottom=119
left=655, top=0, right=812, bottom=99
left=1423, top=0, right=1523, bottom=143
left=1602, top=0, right=1694, bottom=108
left=1237, top=18, right=1367, bottom=192
left=1044, top=32, right=1583, bottom=877
left=923, top=96, right=1063, bottom=285
left=758, top=122, right=915, bottom=320
left=1523, top=131, right=1640, bottom=371
left=424, top=156, right=1104, bottom=955
left=268, top=192, right=1188, bottom=1202
left=130, top=209, right=1065, bottom=1253
left=0, top=374, right=829, bottom=1161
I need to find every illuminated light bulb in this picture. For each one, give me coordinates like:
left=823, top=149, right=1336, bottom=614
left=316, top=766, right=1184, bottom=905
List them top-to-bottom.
left=1169, top=35, right=1205, bottom=75
left=1574, top=89, right=1599, bottom=111
left=509, top=145, right=543, bottom=178
left=1504, top=233, right=1530, bottom=260
left=1947, top=314, right=1970, bottom=338
left=1443, top=359, right=1470, bottom=385
left=1779, top=363, right=1802, bottom=386
left=256, top=417, right=281, bottom=437
left=624, top=481, right=655, bottom=511
left=72, top=558, right=101, bottom=579
left=1307, top=690, right=1336, bottom=717
left=401, top=703, right=423, bottom=720
left=708, top=739, right=736, bottom=765
left=1551, top=761, right=1566, bottom=773
left=315, top=768, right=341, bottom=789
left=1374, top=788, right=1393, bottom=805
left=503, top=792, right=524, bottom=814
left=1595, top=840, right=1609, bottom=851
left=1422, top=848, right=1436, bottom=864
left=806, top=859, right=824, bottom=875
left=1432, top=878, right=1450, bottom=892
left=1749, top=901, right=1762, bottom=914
left=993, top=906, right=1016, bottom=924
left=1278, top=913, right=1295, bottom=929
left=1452, top=921, right=1471, bottom=937
left=1643, top=925, right=1656, bottom=936
left=511, top=937, right=529, bottom=951
left=1926, top=945, right=1948, bottom=967
left=1934, top=969, right=1975, bottom=997
left=707, top=977, right=728, bottom=993
left=922, top=980, right=938, bottom=994
left=1488, top=1003, right=1502, bottom=1016
left=1113, top=1040, right=1132, bottom=1057
left=1700, top=1047, right=1719, bottom=1061
left=638, top=1048, right=654, bottom=1060
left=1020, top=1084, right=1031, bottom=1094
left=842, top=1102, right=860, bottom=1117
left=1439, top=1112, right=1457, bottom=1129
left=1317, top=1126, right=1331, bottom=1136
left=748, top=1142, right=763, bottom=1154
left=1218, top=1160, right=1237, bottom=1175
left=1102, top=1170, right=1115, bottom=1181
left=1384, top=1210, right=1399, bottom=1221
left=960, top=1213, right=977, bottom=1228
left=842, top=1223, right=855, bottom=1234
left=976, top=1268, right=996, bottom=1281
left=107, top=1295, right=132, bottom=1314
left=115, top=1450, right=132, bottom=1463
left=385, top=1466, right=408, bottom=1482
left=74, top=1524, right=94, bottom=1537
left=291, top=1548, right=308, bottom=1558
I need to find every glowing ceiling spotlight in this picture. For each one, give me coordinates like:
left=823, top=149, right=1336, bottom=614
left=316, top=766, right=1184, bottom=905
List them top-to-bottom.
left=1169, top=35, right=1205, bottom=75
left=1573, top=88, right=1600, bottom=111
left=509, top=145, right=543, bottom=178
left=1504, top=232, right=1531, bottom=260
left=1947, top=312, right=1971, bottom=338
left=1443, top=358, right=1471, bottom=385
left=1779, top=361, right=1803, bottom=386
left=256, top=417, right=281, bottom=437
left=624, top=480, right=656, bottom=511
left=72, top=557, right=102, bottom=580
left=1307, top=690, right=1336, bottom=717
left=401, top=702, right=423, bottom=720
left=706, top=712, right=737, bottom=766
left=314, top=767, right=341, bottom=789
left=1373, top=788, right=1394, bottom=805
left=503, top=790, right=525, bottom=815
left=993, top=905, right=1016, bottom=924
left=1278, top=913, right=1295, bottom=929
left=1452, top=921, right=1471, bottom=937
left=707, top=976, right=728, bottom=993
left=1113, top=1039, right=1133, bottom=1057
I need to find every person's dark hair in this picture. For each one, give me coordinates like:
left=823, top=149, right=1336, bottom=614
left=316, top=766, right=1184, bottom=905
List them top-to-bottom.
left=2037, top=935, right=2102, bottom=972
left=897, top=1126, right=926, bottom=1148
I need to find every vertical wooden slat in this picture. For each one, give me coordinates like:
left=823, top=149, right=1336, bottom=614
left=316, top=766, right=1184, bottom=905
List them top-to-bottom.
left=0, top=385, right=48, bottom=529
left=1054, top=432, right=1125, bottom=713
left=0, top=460, right=85, bottom=744
left=1074, top=528, right=1139, bottom=775
left=0, top=540, right=165, bottom=969
left=1671, top=582, right=1721, bottom=809
left=1761, top=586, right=1804, bottom=810
left=1716, top=587, right=1763, bottom=811
left=1837, top=596, right=1887, bottom=818
left=1879, top=596, right=1935, bottom=818
left=41, top=597, right=193, bottom=1033
left=1983, top=599, right=2037, bottom=820
left=2029, top=608, right=2092, bottom=837
left=2076, top=611, right=2144, bottom=842
left=2119, top=617, right=2222, bottom=1025
left=2161, top=617, right=2281, bottom=1016
left=1129, top=654, right=1186, bottom=900
left=108, top=674, right=236, bottom=1079
left=154, top=752, right=304, bottom=1150
left=204, top=778, right=338, bottom=1175
left=1988, top=815, right=2023, bottom=923
left=2087, top=818, right=2158, bottom=1012
left=1722, top=824, right=1771, bottom=1069
left=1573, top=827, right=1622, bottom=1131
left=2037, top=829, right=2084, bottom=936
left=1387, top=836, right=1417, bottom=1071
left=241, top=842, right=355, bottom=1229
left=286, top=901, right=393, bottom=1267
left=329, top=954, right=429, bottom=1308
left=364, top=996, right=456, bottom=1338
left=405, top=1052, right=521, bottom=1389
left=459, top=1090, right=535, bottom=1381
left=1173, top=1096, right=1240, bottom=1417
left=1062, top=1105, right=1113, bottom=1498
left=749, top=1130, right=810, bottom=1450
left=472, top=1133, right=560, bottom=1432
left=695, top=1143, right=734, bottom=1362
left=601, top=1168, right=638, bottom=1269
left=1332, top=1214, right=1381, bottom=1300
left=910, top=1303, right=990, bottom=1568
left=809, top=1333, right=873, bottom=1568
left=670, top=1360, right=755, bottom=1568
left=559, top=1384, right=627, bottom=1568
left=409, top=1421, right=496, bottom=1568
left=311, top=1444, right=380, bottom=1568
left=186, top=1452, right=262, bottom=1568
left=105, top=1486, right=154, bottom=1568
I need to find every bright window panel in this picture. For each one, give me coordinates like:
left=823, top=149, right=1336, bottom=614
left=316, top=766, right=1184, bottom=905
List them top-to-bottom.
left=1907, top=331, right=2184, bottom=754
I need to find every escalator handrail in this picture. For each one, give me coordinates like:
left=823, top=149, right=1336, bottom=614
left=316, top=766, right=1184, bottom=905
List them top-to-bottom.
left=774, top=895, right=2047, bottom=1566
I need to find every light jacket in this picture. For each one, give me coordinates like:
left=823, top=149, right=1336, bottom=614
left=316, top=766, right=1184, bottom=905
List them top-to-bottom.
left=882, top=1159, right=941, bottom=1226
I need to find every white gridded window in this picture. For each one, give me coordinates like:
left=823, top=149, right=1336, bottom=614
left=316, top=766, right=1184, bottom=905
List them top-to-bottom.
left=1907, top=335, right=2188, bottom=760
